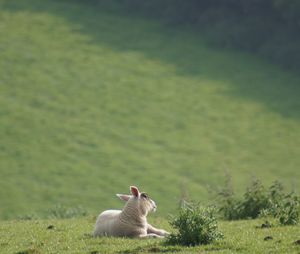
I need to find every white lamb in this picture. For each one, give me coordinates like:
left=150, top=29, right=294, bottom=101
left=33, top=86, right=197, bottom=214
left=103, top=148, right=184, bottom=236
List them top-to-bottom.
left=93, top=186, right=170, bottom=238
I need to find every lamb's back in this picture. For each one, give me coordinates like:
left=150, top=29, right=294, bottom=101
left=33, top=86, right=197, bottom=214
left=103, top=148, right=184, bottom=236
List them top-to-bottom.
left=93, top=209, right=146, bottom=237
left=94, top=210, right=122, bottom=237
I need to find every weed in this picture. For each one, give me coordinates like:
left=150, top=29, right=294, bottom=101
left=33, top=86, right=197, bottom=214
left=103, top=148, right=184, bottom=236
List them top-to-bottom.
left=216, top=172, right=240, bottom=220
left=217, top=178, right=300, bottom=225
left=239, top=178, right=269, bottom=219
left=262, top=192, right=300, bottom=225
left=277, top=193, right=300, bottom=225
left=166, top=204, right=223, bottom=246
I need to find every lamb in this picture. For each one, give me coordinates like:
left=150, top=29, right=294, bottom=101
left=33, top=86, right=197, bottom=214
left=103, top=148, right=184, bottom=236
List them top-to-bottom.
left=93, top=186, right=170, bottom=238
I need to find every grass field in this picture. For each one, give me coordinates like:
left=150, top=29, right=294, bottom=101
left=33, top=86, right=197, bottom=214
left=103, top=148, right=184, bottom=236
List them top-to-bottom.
left=0, top=0, right=300, bottom=220
left=0, top=217, right=299, bottom=254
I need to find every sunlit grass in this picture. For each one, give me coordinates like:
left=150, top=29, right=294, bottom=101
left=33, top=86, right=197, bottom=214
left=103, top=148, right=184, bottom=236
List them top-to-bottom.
left=0, top=217, right=299, bottom=254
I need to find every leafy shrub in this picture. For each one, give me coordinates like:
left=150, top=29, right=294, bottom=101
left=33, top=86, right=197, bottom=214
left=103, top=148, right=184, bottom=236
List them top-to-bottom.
left=216, top=172, right=241, bottom=220
left=217, top=178, right=300, bottom=225
left=218, top=179, right=277, bottom=220
left=238, top=179, right=270, bottom=219
left=261, top=191, right=300, bottom=225
left=277, top=194, right=300, bottom=225
left=166, top=204, right=223, bottom=246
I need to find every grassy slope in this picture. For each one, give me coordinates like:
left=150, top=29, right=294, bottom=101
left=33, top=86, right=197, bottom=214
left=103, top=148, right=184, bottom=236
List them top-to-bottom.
left=0, top=0, right=300, bottom=219
left=0, top=217, right=299, bottom=254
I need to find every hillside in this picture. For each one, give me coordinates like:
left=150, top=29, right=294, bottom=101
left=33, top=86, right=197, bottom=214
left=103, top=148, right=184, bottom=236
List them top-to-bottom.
left=0, top=0, right=300, bottom=219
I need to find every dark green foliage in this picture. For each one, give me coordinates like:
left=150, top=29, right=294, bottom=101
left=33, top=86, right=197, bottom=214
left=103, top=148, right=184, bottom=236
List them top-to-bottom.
left=216, top=173, right=241, bottom=220
left=217, top=178, right=270, bottom=220
left=217, top=179, right=300, bottom=225
left=239, top=179, right=269, bottom=219
left=262, top=190, right=300, bottom=226
left=277, top=194, right=300, bottom=225
left=167, top=205, right=223, bottom=246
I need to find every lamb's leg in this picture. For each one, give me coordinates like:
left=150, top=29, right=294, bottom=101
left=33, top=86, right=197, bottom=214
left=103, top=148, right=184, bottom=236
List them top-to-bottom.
left=147, top=223, right=170, bottom=237
left=138, top=233, right=164, bottom=239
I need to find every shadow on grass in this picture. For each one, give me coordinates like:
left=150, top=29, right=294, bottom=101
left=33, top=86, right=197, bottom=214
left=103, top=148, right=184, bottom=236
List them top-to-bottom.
left=2, top=0, right=300, bottom=119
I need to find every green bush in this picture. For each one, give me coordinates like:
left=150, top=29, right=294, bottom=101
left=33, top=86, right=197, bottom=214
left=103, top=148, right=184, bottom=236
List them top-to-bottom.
left=216, top=172, right=241, bottom=220
left=217, top=179, right=300, bottom=225
left=218, top=179, right=278, bottom=220
left=238, top=179, right=270, bottom=219
left=261, top=190, right=300, bottom=226
left=277, top=194, right=300, bottom=225
left=166, top=204, right=223, bottom=246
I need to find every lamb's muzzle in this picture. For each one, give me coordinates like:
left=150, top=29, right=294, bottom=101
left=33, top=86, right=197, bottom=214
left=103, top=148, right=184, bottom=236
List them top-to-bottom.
left=93, top=186, right=170, bottom=238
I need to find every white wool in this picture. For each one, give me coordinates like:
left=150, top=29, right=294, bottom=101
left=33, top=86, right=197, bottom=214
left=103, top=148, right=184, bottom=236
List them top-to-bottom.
left=93, top=186, right=169, bottom=238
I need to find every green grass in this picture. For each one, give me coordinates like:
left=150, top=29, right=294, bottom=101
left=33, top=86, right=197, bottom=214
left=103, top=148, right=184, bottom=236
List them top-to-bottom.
left=0, top=0, right=300, bottom=220
left=0, top=217, right=299, bottom=253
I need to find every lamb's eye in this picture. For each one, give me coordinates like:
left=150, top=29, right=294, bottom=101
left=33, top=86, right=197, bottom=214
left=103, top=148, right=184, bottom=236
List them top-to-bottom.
left=141, top=193, right=148, bottom=199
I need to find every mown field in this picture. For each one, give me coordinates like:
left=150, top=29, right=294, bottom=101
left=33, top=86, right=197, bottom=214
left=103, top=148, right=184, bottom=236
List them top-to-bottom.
left=0, top=0, right=300, bottom=220
left=0, top=217, right=299, bottom=254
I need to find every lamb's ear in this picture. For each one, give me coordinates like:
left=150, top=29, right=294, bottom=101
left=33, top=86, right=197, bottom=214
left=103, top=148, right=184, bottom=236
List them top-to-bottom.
left=130, top=186, right=140, bottom=197
left=116, top=194, right=131, bottom=202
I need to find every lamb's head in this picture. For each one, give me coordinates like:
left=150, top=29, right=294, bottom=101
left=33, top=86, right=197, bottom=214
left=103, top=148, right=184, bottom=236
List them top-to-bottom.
left=117, top=186, right=157, bottom=216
